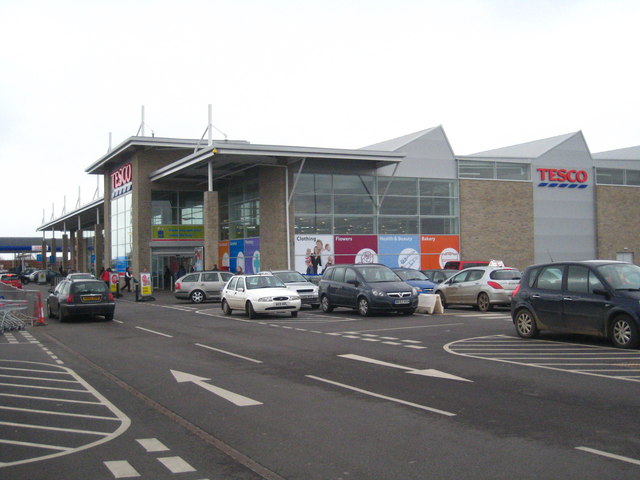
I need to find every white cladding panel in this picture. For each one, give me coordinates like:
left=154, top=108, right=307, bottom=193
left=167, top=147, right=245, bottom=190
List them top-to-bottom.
left=532, top=134, right=596, bottom=262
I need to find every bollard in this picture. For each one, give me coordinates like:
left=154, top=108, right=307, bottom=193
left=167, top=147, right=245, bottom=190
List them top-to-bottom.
left=135, top=283, right=140, bottom=302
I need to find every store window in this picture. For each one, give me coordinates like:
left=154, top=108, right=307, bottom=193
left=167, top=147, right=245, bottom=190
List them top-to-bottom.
left=458, top=160, right=530, bottom=181
left=595, top=168, right=640, bottom=186
left=218, top=171, right=260, bottom=240
left=111, top=193, right=132, bottom=271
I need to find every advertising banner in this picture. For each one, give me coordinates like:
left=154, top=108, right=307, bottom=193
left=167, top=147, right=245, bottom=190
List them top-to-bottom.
left=152, top=225, right=205, bottom=241
left=294, top=234, right=334, bottom=274
left=334, top=235, right=378, bottom=265
left=378, top=235, right=421, bottom=269
left=420, top=235, right=460, bottom=269
left=244, top=238, right=261, bottom=274
left=229, top=239, right=245, bottom=274
left=218, top=241, right=230, bottom=271
left=194, top=247, right=203, bottom=272
left=110, top=272, right=119, bottom=293
left=139, top=272, right=153, bottom=296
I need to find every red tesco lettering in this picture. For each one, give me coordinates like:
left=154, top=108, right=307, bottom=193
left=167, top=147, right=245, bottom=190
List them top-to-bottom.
left=111, top=164, right=132, bottom=189
left=537, top=168, right=588, bottom=183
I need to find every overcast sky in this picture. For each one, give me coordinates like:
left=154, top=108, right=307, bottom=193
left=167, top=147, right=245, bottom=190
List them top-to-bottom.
left=1, top=0, right=638, bottom=238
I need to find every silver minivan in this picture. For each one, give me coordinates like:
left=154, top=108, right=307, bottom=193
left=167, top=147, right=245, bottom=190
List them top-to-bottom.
left=175, top=271, right=234, bottom=303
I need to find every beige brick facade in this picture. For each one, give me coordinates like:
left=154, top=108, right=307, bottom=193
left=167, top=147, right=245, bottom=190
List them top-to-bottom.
left=259, top=165, right=289, bottom=270
left=459, top=179, right=535, bottom=270
left=596, top=185, right=640, bottom=261
left=203, top=190, right=219, bottom=270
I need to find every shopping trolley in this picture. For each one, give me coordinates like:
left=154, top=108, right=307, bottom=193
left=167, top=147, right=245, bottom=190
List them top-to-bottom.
left=0, top=299, right=28, bottom=333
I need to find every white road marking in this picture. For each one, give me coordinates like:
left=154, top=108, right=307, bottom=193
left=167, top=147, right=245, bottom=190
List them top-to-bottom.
left=336, top=323, right=463, bottom=334
left=135, top=326, right=173, bottom=337
left=195, top=343, right=262, bottom=364
left=339, top=354, right=472, bottom=382
left=171, top=370, right=262, bottom=407
left=306, top=375, right=456, bottom=416
left=0, top=392, right=101, bottom=404
left=0, top=405, right=122, bottom=421
left=0, top=421, right=110, bottom=436
left=0, top=438, right=71, bottom=452
left=136, top=438, right=169, bottom=452
left=576, top=446, right=640, bottom=466
left=157, top=456, right=197, bottom=473
left=104, top=460, right=140, bottom=478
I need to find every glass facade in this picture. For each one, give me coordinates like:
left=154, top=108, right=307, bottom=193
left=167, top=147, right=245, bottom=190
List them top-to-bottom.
left=458, top=159, right=531, bottom=181
left=596, top=167, right=640, bottom=186
left=218, top=171, right=260, bottom=240
left=293, top=174, right=459, bottom=235
left=151, top=191, right=204, bottom=225
left=111, top=193, right=132, bottom=270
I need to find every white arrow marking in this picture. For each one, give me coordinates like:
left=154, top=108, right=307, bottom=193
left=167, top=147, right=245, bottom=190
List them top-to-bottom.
left=338, top=354, right=472, bottom=382
left=170, top=370, right=262, bottom=407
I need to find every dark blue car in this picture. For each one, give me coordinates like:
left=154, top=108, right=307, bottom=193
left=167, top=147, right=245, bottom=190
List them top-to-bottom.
left=511, top=260, right=640, bottom=349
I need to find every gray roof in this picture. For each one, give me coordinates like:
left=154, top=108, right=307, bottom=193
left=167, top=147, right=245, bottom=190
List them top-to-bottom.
left=361, top=127, right=440, bottom=151
left=466, top=132, right=581, bottom=159
left=592, top=145, right=640, bottom=161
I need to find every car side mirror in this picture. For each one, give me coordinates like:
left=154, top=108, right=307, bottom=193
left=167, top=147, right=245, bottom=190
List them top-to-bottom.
left=347, top=279, right=358, bottom=286
left=238, top=287, right=244, bottom=292
left=593, top=288, right=609, bottom=298
left=48, top=289, right=54, bottom=294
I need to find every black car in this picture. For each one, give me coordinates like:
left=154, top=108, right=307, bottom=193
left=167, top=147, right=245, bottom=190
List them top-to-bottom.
left=511, top=260, right=640, bottom=349
left=319, top=264, right=418, bottom=316
left=47, top=279, right=115, bottom=322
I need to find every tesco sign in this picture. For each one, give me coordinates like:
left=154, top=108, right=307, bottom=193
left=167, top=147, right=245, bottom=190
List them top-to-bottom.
left=111, top=163, right=133, bottom=198
left=536, top=167, right=588, bottom=189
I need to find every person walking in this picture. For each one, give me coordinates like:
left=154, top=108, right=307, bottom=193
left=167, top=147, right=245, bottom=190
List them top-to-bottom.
left=163, top=266, right=173, bottom=290
left=101, top=267, right=111, bottom=287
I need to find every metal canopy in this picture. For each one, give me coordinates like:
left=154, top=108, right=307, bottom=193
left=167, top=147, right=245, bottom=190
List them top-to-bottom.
left=149, top=141, right=405, bottom=184
left=38, top=197, right=104, bottom=232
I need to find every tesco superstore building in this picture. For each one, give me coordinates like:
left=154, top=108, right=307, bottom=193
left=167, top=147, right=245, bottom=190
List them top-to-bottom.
left=53, top=126, right=640, bottom=288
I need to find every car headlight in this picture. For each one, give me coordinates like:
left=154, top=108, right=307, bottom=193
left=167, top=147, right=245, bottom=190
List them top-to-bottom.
left=412, top=287, right=418, bottom=295
left=371, top=289, right=386, bottom=297
left=289, top=295, right=300, bottom=301
left=258, top=296, right=273, bottom=302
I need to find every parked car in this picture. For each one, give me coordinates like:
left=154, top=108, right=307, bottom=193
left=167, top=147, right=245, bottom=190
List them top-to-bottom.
left=443, top=260, right=490, bottom=270
left=512, top=260, right=640, bottom=349
left=319, top=264, right=418, bottom=316
left=436, top=266, right=521, bottom=312
left=19, top=268, right=39, bottom=284
left=392, top=268, right=436, bottom=294
left=24, top=269, right=58, bottom=284
left=421, top=269, right=458, bottom=284
left=266, top=270, right=320, bottom=308
left=174, top=271, right=234, bottom=303
left=0, top=273, right=23, bottom=289
left=66, top=273, right=95, bottom=281
left=220, top=274, right=301, bottom=318
left=46, top=279, right=115, bottom=322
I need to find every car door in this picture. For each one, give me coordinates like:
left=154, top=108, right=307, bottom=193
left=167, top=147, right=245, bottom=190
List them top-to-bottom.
left=529, top=265, right=565, bottom=330
left=561, top=265, right=607, bottom=335
left=328, top=267, right=346, bottom=306
left=341, top=267, right=359, bottom=308
left=458, top=269, right=485, bottom=303
left=441, top=271, right=470, bottom=303
left=201, top=272, right=222, bottom=298
left=233, top=277, right=248, bottom=308
left=48, top=281, right=65, bottom=313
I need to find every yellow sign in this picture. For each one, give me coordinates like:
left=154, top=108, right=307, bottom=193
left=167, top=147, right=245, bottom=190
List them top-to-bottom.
left=140, top=272, right=153, bottom=296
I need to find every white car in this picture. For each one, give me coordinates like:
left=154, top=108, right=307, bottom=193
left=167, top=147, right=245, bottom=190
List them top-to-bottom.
left=221, top=274, right=302, bottom=318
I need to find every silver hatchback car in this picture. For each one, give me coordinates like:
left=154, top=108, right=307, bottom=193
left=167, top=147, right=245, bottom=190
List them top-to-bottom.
left=435, top=266, right=521, bottom=312
left=174, top=271, right=234, bottom=303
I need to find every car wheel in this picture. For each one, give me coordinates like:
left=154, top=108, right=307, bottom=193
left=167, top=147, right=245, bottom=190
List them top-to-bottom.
left=22, top=278, right=29, bottom=285
left=190, top=290, right=205, bottom=304
left=437, top=291, right=447, bottom=308
left=477, top=292, right=492, bottom=312
left=321, top=295, right=334, bottom=313
left=358, top=297, right=371, bottom=317
left=221, top=299, right=232, bottom=315
left=246, top=301, right=256, bottom=319
left=58, top=306, right=67, bottom=323
left=515, top=309, right=538, bottom=339
left=291, top=311, right=298, bottom=318
left=104, top=312, right=114, bottom=321
left=610, top=315, right=639, bottom=349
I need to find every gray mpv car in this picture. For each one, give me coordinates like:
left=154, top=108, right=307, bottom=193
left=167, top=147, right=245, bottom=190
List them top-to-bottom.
left=175, top=271, right=234, bottom=303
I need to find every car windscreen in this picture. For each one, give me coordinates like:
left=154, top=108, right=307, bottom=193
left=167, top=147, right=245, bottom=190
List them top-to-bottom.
left=597, top=263, right=640, bottom=290
left=358, top=267, right=401, bottom=283
left=490, top=269, right=521, bottom=280
left=274, top=272, right=307, bottom=283
left=245, top=276, right=286, bottom=289
left=71, top=282, right=108, bottom=294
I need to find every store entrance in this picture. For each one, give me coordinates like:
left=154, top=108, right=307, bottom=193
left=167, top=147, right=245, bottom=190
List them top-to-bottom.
left=151, top=254, right=194, bottom=290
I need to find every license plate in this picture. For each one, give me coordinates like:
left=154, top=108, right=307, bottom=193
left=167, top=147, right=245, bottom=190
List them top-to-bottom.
left=81, top=295, right=101, bottom=303
left=395, top=299, right=410, bottom=305
left=275, top=302, right=288, bottom=306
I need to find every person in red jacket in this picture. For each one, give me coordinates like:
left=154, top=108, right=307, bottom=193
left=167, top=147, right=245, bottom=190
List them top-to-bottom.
left=101, top=267, right=111, bottom=286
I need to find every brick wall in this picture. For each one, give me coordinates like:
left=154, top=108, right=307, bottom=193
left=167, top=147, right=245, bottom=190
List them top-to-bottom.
left=459, top=179, right=534, bottom=270
left=596, top=185, right=640, bottom=261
